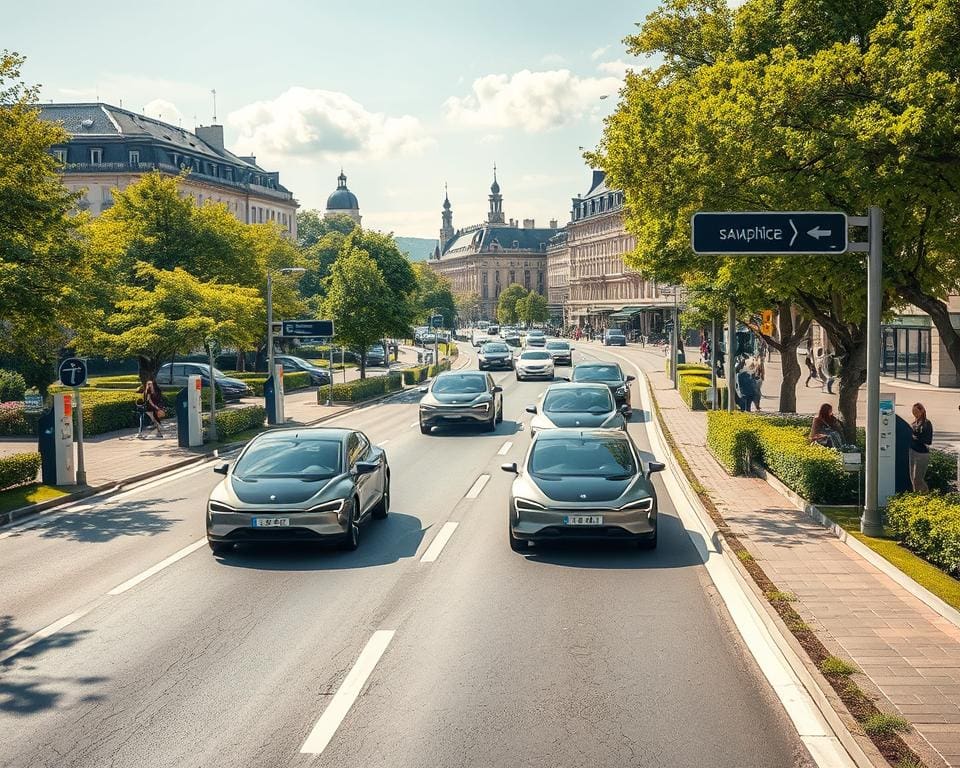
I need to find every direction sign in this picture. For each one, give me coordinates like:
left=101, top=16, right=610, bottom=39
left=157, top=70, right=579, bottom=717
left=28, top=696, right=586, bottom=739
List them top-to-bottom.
left=691, top=211, right=848, bottom=255
left=430, top=314, right=444, bottom=328
left=281, top=320, right=334, bottom=338
left=58, top=358, right=87, bottom=388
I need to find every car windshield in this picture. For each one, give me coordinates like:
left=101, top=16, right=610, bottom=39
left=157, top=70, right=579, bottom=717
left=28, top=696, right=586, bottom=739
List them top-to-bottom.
left=606, top=331, right=625, bottom=337
left=545, top=341, right=569, bottom=350
left=483, top=343, right=509, bottom=353
left=521, top=351, right=551, bottom=360
left=281, top=356, right=310, bottom=368
left=573, top=364, right=623, bottom=382
left=432, top=374, right=488, bottom=394
left=543, top=388, right=613, bottom=414
left=529, top=436, right=636, bottom=479
left=234, top=437, right=342, bottom=480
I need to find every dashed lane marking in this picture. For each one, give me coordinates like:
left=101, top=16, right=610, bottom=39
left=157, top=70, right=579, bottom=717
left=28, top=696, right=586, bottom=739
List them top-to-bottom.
left=465, top=474, right=490, bottom=499
left=420, top=522, right=459, bottom=563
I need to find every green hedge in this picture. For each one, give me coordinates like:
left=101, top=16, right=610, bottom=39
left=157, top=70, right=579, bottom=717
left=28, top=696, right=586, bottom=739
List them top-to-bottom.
left=666, top=361, right=709, bottom=378
left=402, top=366, right=429, bottom=385
left=677, top=368, right=727, bottom=410
left=0, top=369, right=27, bottom=402
left=224, top=371, right=311, bottom=396
left=323, top=372, right=404, bottom=403
left=207, top=406, right=265, bottom=440
left=0, top=452, right=40, bottom=491
left=887, top=492, right=960, bottom=577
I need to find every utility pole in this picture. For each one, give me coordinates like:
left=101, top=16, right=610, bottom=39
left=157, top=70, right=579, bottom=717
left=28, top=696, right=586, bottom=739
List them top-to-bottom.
left=862, top=206, right=884, bottom=536
left=726, top=299, right=736, bottom=413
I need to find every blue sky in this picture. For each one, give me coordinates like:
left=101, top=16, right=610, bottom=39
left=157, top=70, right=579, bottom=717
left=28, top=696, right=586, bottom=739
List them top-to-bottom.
left=10, top=0, right=659, bottom=241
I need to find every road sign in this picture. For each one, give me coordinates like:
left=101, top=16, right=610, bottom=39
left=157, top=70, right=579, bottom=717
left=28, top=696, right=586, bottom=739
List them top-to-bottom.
left=691, top=211, right=848, bottom=255
left=760, top=309, right=774, bottom=336
left=430, top=314, right=444, bottom=328
left=664, top=319, right=675, bottom=331
left=281, top=320, right=334, bottom=338
left=58, top=358, right=87, bottom=387
left=24, top=394, right=43, bottom=413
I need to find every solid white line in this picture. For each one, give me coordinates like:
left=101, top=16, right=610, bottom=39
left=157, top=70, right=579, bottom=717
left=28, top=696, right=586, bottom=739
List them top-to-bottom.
left=497, top=441, right=513, bottom=455
left=465, top=474, right=490, bottom=499
left=420, top=521, right=459, bottom=563
left=107, top=538, right=207, bottom=595
left=0, top=606, right=100, bottom=664
left=300, top=629, right=396, bottom=755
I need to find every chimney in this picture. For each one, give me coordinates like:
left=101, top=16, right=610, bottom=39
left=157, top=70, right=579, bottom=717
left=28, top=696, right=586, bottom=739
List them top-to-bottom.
left=195, top=124, right=225, bottom=152
left=523, top=218, right=535, bottom=229
left=549, top=218, right=558, bottom=228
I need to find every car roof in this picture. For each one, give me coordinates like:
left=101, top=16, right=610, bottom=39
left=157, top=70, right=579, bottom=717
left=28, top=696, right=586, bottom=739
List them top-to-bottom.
left=543, top=382, right=610, bottom=392
left=251, top=427, right=353, bottom=442
left=534, top=428, right=631, bottom=442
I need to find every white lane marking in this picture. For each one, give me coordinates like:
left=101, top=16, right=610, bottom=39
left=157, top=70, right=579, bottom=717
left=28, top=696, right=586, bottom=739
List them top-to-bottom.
left=409, top=421, right=419, bottom=428
left=377, top=440, right=390, bottom=447
left=497, top=441, right=513, bottom=455
left=465, top=474, right=490, bottom=499
left=420, top=522, right=459, bottom=563
left=108, top=538, right=207, bottom=595
left=0, top=606, right=100, bottom=664
left=300, top=629, right=396, bottom=755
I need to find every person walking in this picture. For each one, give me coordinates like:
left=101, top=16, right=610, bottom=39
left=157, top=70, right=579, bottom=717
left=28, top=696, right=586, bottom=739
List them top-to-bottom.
left=819, top=348, right=836, bottom=394
left=804, top=349, right=820, bottom=387
left=751, top=356, right=764, bottom=411
left=736, top=360, right=756, bottom=411
left=809, top=403, right=844, bottom=449
left=909, top=403, right=933, bottom=492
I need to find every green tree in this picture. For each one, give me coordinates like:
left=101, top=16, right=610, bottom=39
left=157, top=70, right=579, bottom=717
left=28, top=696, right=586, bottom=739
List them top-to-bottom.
left=296, top=210, right=357, bottom=248
left=344, top=229, right=417, bottom=337
left=322, top=248, right=394, bottom=379
left=412, top=262, right=456, bottom=327
left=496, top=284, right=528, bottom=325
left=455, top=291, right=481, bottom=324
left=517, top=291, right=550, bottom=325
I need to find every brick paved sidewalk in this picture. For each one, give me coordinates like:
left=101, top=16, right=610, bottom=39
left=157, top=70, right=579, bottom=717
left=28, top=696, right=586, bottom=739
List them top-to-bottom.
left=592, top=341, right=960, bottom=767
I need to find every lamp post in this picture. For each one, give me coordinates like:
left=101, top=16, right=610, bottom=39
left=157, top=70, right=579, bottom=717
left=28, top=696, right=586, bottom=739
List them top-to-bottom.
left=266, top=267, right=306, bottom=377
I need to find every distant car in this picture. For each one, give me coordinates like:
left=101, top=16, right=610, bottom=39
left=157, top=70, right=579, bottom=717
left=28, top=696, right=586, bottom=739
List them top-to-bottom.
left=487, top=325, right=500, bottom=336
left=603, top=329, right=627, bottom=346
left=524, top=331, right=547, bottom=347
left=421, top=333, right=438, bottom=345
left=503, top=333, right=523, bottom=349
left=544, top=340, right=573, bottom=365
left=478, top=341, right=514, bottom=370
left=364, top=344, right=387, bottom=367
left=514, top=349, right=555, bottom=381
left=274, top=355, right=331, bottom=386
left=157, top=362, right=252, bottom=401
left=571, top=362, right=635, bottom=416
left=418, top=371, right=503, bottom=434
left=526, top=383, right=627, bottom=437
left=205, top=427, right=390, bottom=554
left=502, top=429, right=664, bottom=551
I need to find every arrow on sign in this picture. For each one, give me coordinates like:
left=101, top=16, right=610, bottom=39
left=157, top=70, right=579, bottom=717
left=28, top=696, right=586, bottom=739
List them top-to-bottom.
left=788, top=219, right=798, bottom=247
left=807, top=226, right=832, bottom=240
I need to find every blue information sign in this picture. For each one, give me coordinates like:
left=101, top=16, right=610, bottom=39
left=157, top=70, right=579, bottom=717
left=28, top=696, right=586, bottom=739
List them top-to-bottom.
left=691, top=211, right=848, bottom=255
left=281, top=320, right=334, bottom=338
left=58, top=357, right=88, bottom=387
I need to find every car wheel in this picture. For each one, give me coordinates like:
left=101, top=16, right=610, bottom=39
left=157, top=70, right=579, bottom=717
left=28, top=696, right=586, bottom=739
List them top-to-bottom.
left=496, top=399, right=503, bottom=424
left=484, top=410, right=497, bottom=432
left=373, top=474, right=390, bottom=519
left=340, top=500, right=361, bottom=551
left=509, top=525, right=527, bottom=552
left=638, top=530, right=657, bottom=550
left=208, top=540, right=232, bottom=556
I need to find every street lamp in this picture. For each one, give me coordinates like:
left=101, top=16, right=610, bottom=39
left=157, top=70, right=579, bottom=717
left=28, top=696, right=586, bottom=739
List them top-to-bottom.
left=267, top=267, right=306, bottom=377
left=660, top=285, right=685, bottom=389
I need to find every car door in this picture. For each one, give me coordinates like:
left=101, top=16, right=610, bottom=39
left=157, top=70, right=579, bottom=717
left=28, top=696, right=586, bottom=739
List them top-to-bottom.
left=486, top=374, right=499, bottom=418
left=347, top=432, right=374, bottom=516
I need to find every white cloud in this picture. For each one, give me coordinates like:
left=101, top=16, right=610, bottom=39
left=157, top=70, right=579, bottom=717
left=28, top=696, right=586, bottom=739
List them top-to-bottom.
left=591, top=46, right=610, bottom=61
left=540, top=53, right=566, bottom=66
left=597, top=59, right=633, bottom=79
left=445, top=69, right=622, bottom=133
left=227, top=87, right=433, bottom=160
left=143, top=99, right=184, bottom=126
left=479, top=133, right=503, bottom=144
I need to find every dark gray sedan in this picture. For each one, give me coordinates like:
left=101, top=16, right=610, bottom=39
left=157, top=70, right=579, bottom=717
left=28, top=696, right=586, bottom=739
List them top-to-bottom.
left=477, top=341, right=514, bottom=370
left=419, top=371, right=503, bottom=433
left=526, top=383, right=627, bottom=437
left=206, top=427, right=389, bottom=554
left=502, top=429, right=663, bottom=550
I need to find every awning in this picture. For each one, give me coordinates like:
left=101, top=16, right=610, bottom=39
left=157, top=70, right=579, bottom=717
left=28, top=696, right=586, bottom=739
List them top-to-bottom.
left=607, top=306, right=648, bottom=320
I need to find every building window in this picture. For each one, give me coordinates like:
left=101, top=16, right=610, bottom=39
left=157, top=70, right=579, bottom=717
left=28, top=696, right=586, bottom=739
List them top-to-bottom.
left=90, top=148, right=103, bottom=164
left=53, top=149, right=66, bottom=163
left=128, top=150, right=139, bottom=165
left=509, top=270, right=515, bottom=284
left=524, top=270, right=531, bottom=290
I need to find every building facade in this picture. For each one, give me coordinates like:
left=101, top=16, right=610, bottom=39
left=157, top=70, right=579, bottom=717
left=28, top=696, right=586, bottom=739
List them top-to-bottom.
left=39, top=103, right=298, bottom=238
left=324, top=170, right=361, bottom=225
left=565, top=170, right=669, bottom=334
left=428, top=172, right=561, bottom=320
left=546, top=231, right=569, bottom=324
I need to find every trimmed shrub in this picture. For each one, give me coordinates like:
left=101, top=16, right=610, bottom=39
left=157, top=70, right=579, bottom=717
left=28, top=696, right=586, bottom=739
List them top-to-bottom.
left=666, top=361, right=710, bottom=378
left=402, top=366, right=429, bottom=385
left=0, top=369, right=27, bottom=402
left=678, top=369, right=726, bottom=410
left=224, top=371, right=311, bottom=396
left=324, top=373, right=403, bottom=403
left=209, top=406, right=265, bottom=440
left=706, top=411, right=759, bottom=474
left=927, top=450, right=957, bottom=494
left=0, top=451, right=41, bottom=491
left=886, top=492, right=960, bottom=576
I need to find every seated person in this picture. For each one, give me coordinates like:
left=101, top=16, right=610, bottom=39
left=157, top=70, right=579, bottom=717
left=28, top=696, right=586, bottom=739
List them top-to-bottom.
left=809, top=403, right=844, bottom=449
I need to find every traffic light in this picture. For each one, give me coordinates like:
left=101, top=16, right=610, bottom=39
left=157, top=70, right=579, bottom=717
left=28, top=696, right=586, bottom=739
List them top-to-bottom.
left=760, top=310, right=774, bottom=337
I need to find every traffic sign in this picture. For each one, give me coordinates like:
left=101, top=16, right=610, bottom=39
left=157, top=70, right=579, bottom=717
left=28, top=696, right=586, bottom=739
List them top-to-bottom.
left=691, top=211, right=848, bottom=255
left=430, top=314, right=444, bottom=328
left=280, top=320, right=334, bottom=338
left=58, top=358, right=87, bottom=387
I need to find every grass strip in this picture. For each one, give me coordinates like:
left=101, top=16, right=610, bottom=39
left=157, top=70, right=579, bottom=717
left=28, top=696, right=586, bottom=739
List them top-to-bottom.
left=0, top=483, right=70, bottom=515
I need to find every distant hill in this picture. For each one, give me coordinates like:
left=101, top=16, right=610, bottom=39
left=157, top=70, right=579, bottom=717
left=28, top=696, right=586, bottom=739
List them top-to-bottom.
left=394, top=236, right=438, bottom=261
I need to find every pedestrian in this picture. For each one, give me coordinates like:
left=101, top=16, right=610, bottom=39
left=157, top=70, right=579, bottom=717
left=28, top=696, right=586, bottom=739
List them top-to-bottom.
left=640, top=333, right=646, bottom=348
left=699, top=337, right=709, bottom=364
left=818, top=348, right=835, bottom=394
left=803, top=352, right=819, bottom=387
left=752, top=356, right=764, bottom=411
left=736, top=360, right=756, bottom=411
left=140, top=379, right=166, bottom=438
left=909, top=402, right=933, bottom=492
left=809, top=403, right=843, bottom=449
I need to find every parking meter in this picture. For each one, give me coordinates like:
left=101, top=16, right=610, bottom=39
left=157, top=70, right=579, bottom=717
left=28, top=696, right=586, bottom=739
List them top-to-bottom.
left=265, top=364, right=285, bottom=425
left=177, top=375, right=204, bottom=447
left=38, top=393, right=75, bottom=485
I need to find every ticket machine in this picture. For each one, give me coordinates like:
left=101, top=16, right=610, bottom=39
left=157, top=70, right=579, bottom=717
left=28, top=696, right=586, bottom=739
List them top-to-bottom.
left=265, top=363, right=285, bottom=425
left=177, top=375, right=204, bottom=447
left=878, top=392, right=897, bottom=505
left=38, top=393, right=76, bottom=485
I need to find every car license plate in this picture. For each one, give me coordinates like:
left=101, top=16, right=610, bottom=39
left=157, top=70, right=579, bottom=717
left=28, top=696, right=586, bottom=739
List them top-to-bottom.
left=444, top=414, right=463, bottom=419
left=564, top=515, right=603, bottom=526
left=252, top=517, right=289, bottom=528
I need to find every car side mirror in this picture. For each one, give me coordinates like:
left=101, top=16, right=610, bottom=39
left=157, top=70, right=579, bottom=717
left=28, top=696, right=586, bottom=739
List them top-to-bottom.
left=570, top=347, right=575, bottom=351
left=626, top=375, right=636, bottom=382
left=418, top=386, right=429, bottom=394
left=492, top=386, right=503, bottom=394
left=620, top=404, right=630, bottom=414
left=525, top=405, right=537, bottom=414
left=354, top=461, right=378, bottom=475
left=647, top=461, right=666, bottom=476
left=213, top=462, right=229, bottom=475
left=501, top=462, right=518, bottom=474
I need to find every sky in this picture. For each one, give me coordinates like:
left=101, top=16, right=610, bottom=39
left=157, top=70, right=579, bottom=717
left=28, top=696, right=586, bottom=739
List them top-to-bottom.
left=9, top=0, right=661, bottom=240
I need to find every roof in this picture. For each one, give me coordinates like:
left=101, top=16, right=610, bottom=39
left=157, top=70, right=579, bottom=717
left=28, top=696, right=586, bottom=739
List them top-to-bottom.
left=584, top=169, right=610, bottom=199
left=326, top=188, right=359, bottom=210
left=440, top=223, right=561, bottom=258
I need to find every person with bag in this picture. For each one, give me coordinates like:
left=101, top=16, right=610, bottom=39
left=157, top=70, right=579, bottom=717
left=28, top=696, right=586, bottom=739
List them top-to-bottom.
left=141, top=379, right=166, bottom=438
left=809, top=403, right=843, bottom=449
left=909, top=403, right=933, bottom=492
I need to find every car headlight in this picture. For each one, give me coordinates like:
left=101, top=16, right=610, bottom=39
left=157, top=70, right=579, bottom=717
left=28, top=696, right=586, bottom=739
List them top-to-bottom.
left=616, top=385, right=628, bottom=395
left=472, top=402, right=490, bottom=410
left=420, top=404, right=437, bottom=411
left=620, top=497, right=653, bottom=512
left=514, top=498, right=546, bottom=511
left=308, top=499, right=345, bottom=513
left=208, top=501, right=236, bottom=514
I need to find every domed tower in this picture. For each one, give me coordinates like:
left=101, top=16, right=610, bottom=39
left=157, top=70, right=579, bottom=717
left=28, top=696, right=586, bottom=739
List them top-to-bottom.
left=487, top=164, right=504, bottom=224
left=324, top=169, right=361, bottom=225
left=439, top=183, right=455, bottom=249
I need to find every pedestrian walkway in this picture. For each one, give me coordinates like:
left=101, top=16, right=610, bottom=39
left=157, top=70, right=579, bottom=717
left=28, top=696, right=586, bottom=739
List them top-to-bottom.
left=608, top=342, right=960, bottom=768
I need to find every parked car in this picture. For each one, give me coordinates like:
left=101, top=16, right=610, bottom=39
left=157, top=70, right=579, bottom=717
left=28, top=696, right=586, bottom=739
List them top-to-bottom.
left=603, top=329, right=627, bottom=346
left=544, top=340, right=573, bottom=365
left=477, top=341, right=514, bottom=370
left=364, top=344, right=387, bottom=367
left=514, top=349, right=555, bottom=381
left=275, top=354, right=331, bottom=386
left=157, top=362, right=253, bottom=401
left=571, top=362, right=635, bottom=416
left=418, top=371, right=503, bottom=434
left=526, top=383, right=627, bottom=437
left=206, top=427, right=389, bottom=554
left=502, top=428, right=663, bottom=551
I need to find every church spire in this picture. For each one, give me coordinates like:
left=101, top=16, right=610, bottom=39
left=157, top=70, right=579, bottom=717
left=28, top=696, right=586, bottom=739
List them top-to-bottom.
left=487, top=164, right=504, bottom=224
left=440, top=182, right=455, bottom=249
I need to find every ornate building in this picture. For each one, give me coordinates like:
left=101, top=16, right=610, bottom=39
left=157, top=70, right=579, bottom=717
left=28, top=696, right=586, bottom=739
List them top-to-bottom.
left=39, top=103, right=298, bottom=239
left=324, top=170, right=361, bottom=225
left=428, top=170, right=561, bottom=320
left=565, top=170, right=669, bottom=333
left=546, top=231, right=569, bottom=324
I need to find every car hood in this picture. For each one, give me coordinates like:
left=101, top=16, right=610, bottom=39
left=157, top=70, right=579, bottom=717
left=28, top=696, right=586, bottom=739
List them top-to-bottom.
left=217, top=377, right=250, bottom=389
left=425, top=391, right=491, bottom=406
left=539, top=411, right=617, bottom=428
left=221, top=474, right=343, bottom=506
left=532, top=474, right=633, bottom=503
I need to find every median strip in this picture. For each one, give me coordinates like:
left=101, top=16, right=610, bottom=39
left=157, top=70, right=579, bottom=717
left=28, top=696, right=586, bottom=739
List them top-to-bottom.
left=420, top=521, right=459, bottom=563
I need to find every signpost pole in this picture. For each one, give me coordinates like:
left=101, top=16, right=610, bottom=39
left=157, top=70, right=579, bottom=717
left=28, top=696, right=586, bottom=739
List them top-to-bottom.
left=862, top=206, right=884, bottom=536
left=266, top=272, right=274, bottom=381
left=670, top=293, right=679, bottom=389
left=726, top=299, right=736, bottom=413
left=711, top=317, right=718, bottom=409
left=208, top=342, right=218, bottom=442
left=326, top=344, right=333, bottom=407
left=73, top=387, right=86, bottom=485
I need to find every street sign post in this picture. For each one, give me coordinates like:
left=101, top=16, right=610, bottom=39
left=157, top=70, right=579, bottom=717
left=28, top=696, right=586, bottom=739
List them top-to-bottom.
left=691, top=212, right=848, bottom=255
left=280, top=320, right=334, bottom=338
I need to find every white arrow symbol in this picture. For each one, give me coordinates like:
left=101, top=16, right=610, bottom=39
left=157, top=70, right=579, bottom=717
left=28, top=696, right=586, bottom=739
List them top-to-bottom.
left=788, top=219, right=798, bottom=246
left=807, top=226, right=832, bottom=240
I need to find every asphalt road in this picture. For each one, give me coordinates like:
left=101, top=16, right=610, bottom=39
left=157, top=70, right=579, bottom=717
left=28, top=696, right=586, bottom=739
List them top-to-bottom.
left=0, top=343, right=811, bottom=768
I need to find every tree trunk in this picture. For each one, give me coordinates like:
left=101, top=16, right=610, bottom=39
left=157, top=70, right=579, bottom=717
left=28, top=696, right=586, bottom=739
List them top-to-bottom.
left=900, top=284, right=960, bottom=383
left=752, top=300, right=811, bottom=414
left=779, top=338, right=802, bottom=413
left=835, top=340, right=867, bottom=444
left=235, top=349, right=246, bottom=372
left=359, top=354, right=366, bottom=380
left=138, top=355, right=160, bottom=386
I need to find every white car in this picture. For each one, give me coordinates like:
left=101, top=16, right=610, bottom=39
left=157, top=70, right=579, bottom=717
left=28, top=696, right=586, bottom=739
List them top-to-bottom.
left=514, top=349, right=555, bottom=381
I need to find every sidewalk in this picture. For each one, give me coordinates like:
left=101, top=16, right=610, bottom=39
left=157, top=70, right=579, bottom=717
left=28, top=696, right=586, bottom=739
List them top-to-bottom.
left=614, top=343, right=960, bottom=767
